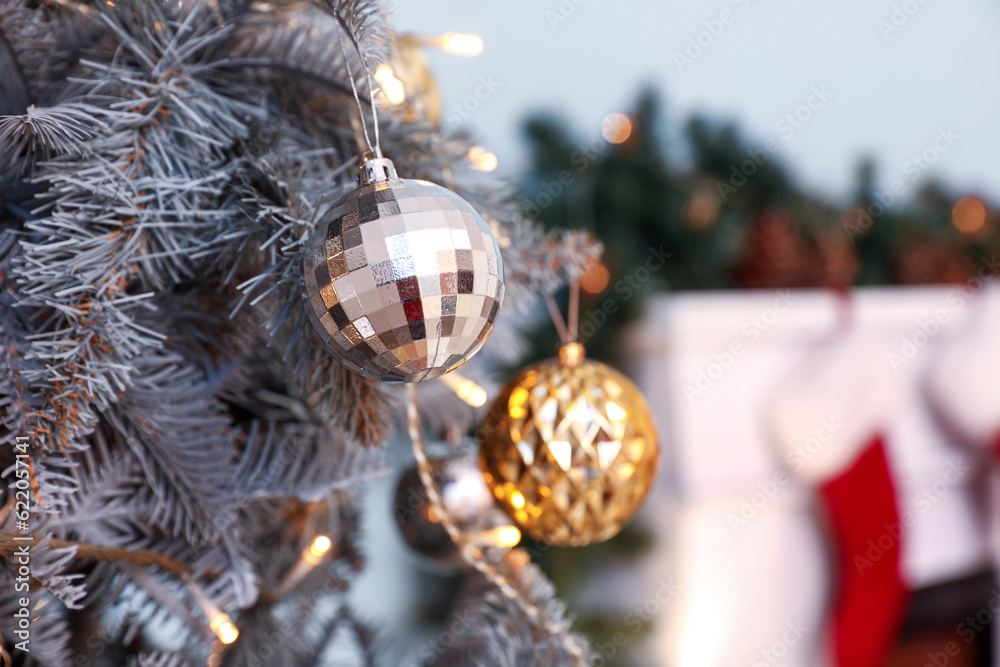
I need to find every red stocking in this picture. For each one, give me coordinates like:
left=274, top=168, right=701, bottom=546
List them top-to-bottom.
left=819, top=436, right=910, bottom=667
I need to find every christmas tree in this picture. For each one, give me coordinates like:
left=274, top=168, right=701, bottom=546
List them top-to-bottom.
left=0, top=1, right=597, bottom=664
left=518, top=89, right=998, bottom=364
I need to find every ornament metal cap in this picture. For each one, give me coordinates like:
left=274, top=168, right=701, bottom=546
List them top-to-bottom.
left=358, top=148, right=399, bottom=186
left=558, top=343, right=585, bottom=368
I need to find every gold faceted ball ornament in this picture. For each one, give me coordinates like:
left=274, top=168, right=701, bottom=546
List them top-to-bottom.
left=479, top=343, right=659, bottom=546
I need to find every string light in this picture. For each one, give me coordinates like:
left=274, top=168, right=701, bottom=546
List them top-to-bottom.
left=441, top=33, right=484, bottom=56
left=374, top=64, right=406, bottom=105
left=468, top=146, right=498, bottom=172
left=439, top=372, right=488, bottom=407
left=468, top=525, right=522, bottom=548
left=272, top=533, right=334, bottom=598
left=306, top=535, right=332, bottom=564
left=309, top=535, right=333, bottom=559
left=185, top=575, right=239, bottom=647
left=211, top=614, right=239, bottom=645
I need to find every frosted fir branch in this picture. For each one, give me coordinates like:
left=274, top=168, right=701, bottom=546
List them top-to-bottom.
left=0, top=0, right=90, bottom=111
left=313, top=0, right=390, bottom=64
left=10, top=1, right=264, bottom=450
left=225, top=3, right=362, bottom=97
left=0, top=102, right=107, bottom=170
left=198, top=129, right=347, bottom=367
left=217, top=178, right=318, bottom=357
left=499, top=220, right=603, bottom=310
left=0, top=231, right=42, bottom=450
left=216, top=303, right=395, bottom=450
left=298, top=345, right=394, bottom=448
left=104, top=350, right=236, bottom=543
left=38, top=397, right=255, bottom=617
left=230, top=418, right=389, bottom=501
left=36, top=430, right=183, bottom=607
left=38, top=444, right=153, bottom=547
left=248, top=491, right=361, bottom=590
left=0, top=501, right=88, bottom=608
left=218, top=502, right=375, bottom=666
left=197, top=529, right=261, bottom=609
left=22, top=537, right=88, bottom=609
left=430, top=557, right=590, bottom=667
left=117, top=561, right=220, bottom=646
left=107, top=570, right=202, bottom=647
left=0, top=578, right=73, bottom=667
left=306, top=606, right=381, bottom=666
left=131, top=652, right=190, bottom=667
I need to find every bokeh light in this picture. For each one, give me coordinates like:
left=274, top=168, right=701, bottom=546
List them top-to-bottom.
left=441, top=33, right=483, bottom=56
left=374, top=64, right=406, bottom=105
left=601, top=113, right=632, bottom=144
left=468, top=146, right=498, bottom=172
left=952, top=196, right=987, bottom=234
left=580, top=261, right=611, bottom=294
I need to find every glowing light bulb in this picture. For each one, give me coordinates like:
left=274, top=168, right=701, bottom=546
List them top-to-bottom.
left=442, top=33, right=483, bottom=56
left=374, top=64, right=406, bottom=105
left=468, top=146, right=498, bottom=172
left=440, top=372, right=488, bottom=407
left=465, top=384, right=488, bottom=406
left=510, top=491, right=525, bottom=508
left=467, top=525, right=522, bottom=548
left=484, top=525, right=522, bottom=547
left=302, top=534, right=333, bottom=565
left=310, top=535, right=332, bottom=558
left=211, top=614, right=239, bottom=645
left=217, top=621, right=238, bottom=645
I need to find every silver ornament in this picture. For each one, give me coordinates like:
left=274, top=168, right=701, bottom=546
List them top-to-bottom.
left=302, top=152, right=505, bottom=382
left=393, top=453, right=497, bottom=568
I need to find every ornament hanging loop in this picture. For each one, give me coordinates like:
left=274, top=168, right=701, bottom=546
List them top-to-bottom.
left=334, top=14, right=381, bottom=156
left=544, top=274, right=582, bottom=347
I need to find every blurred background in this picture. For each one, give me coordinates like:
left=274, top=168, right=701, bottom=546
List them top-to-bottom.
left=352, top=2, right=1000, bottom=665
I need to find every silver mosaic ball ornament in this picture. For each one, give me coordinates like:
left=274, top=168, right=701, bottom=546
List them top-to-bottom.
left=302, top=152, right=505, bottom=382
left=393, top=453, right=496, bottom=568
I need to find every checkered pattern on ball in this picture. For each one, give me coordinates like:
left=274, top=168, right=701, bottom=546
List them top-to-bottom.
left=302, top=178, right=505, bottom=382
